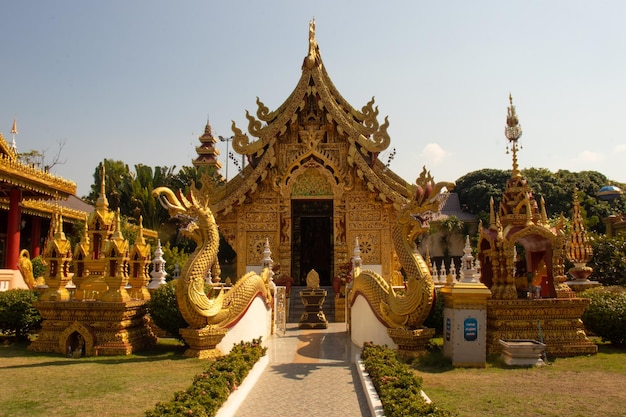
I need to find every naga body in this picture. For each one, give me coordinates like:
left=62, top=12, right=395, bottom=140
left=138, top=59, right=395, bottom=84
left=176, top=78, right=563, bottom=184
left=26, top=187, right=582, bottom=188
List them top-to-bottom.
left=349, top=168, right=453, bottom=329
left=153, top=175, right=272, bottom=329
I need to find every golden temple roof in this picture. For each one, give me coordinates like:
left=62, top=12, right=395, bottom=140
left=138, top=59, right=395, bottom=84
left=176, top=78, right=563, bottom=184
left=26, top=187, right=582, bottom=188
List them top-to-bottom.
left=210, top=20, right=414, bottom=214
left=0, top=132, right=76, bottom=198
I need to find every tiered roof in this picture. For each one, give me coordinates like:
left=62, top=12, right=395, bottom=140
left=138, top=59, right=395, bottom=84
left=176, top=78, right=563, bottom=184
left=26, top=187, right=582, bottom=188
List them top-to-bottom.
left=208, top=20, right=416, bottom=215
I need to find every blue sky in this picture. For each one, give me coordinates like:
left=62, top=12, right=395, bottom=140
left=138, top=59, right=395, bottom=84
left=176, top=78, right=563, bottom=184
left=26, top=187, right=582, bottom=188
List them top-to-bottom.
left=2, top=1, right=625, bottom=197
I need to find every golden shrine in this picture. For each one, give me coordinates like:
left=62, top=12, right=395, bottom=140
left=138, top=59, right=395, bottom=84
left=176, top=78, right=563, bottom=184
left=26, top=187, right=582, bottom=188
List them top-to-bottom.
left=202, top=20, right=416, bottom=288
left=477, top=96, right=597, bottom=356
left=28, top=167, right=157, bottom=356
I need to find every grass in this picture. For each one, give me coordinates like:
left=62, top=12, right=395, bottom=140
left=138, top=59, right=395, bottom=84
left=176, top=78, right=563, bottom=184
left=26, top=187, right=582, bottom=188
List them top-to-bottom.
left=2, top=336, right=626, bottom=417
left=0, top=339, right=209, bottom=417
left=412, top=339, right=626, bottom=417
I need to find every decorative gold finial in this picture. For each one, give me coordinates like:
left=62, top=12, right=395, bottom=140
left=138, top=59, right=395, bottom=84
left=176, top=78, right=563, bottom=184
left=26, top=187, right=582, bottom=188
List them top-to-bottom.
left=303, top=18, right=320, bottom=69
left=505, top=94, right=523, bottom=177
left=96, top=162, right=109, bottom=210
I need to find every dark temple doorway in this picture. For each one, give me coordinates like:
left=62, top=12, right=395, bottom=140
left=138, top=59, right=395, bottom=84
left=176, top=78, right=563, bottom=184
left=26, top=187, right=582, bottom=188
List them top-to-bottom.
left=291, top=200, right=333, bottom=286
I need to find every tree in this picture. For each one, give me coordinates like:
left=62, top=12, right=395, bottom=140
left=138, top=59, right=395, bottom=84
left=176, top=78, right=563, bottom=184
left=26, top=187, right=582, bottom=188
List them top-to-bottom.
left=18, top=139, right=68, bottom=172
left=455, top=168, right=626, bottom=234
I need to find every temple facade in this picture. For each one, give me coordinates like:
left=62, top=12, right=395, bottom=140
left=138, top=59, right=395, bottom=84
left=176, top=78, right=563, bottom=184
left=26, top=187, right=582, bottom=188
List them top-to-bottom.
left=204, top=21, right=421, bottom=286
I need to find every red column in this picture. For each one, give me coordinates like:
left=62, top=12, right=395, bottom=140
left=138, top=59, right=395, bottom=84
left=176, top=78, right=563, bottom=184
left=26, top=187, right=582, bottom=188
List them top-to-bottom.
left=6, top=189, right=22, bottom=269
left=30, top=217, right=41, bottom=258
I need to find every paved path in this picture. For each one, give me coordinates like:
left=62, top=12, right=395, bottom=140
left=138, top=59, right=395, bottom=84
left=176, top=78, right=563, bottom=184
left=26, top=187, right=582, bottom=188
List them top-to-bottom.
left=234, top=323, right=370, bottom=417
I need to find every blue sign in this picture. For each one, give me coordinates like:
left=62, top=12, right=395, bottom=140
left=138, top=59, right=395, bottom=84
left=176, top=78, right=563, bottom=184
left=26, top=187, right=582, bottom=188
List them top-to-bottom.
left=445, top=317, right=451, bottom=341
left=464, top=317, right=478, bottom=342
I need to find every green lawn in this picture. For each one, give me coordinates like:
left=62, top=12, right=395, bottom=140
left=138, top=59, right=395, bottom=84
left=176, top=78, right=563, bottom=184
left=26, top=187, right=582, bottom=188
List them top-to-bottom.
left=0, top=339, right=208, bottom=417
left=413, top=341, right=626, bottom=417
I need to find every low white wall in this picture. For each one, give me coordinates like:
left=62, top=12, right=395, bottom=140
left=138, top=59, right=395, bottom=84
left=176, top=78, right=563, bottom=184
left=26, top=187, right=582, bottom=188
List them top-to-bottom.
left=0, top=269, right=28, bottom=291
left=217, top=294, right=272, bottom=354
left=350, top=294, right=396, bottom=349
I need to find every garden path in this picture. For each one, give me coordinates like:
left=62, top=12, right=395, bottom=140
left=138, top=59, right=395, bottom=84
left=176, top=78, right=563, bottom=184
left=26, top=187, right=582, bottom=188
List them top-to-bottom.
left=234, top=322, right=370, bottom=416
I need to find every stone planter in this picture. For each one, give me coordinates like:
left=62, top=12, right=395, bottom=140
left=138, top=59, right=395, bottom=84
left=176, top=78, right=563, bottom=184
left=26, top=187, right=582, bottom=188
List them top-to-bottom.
left=499, top=339, right=546, bottom=366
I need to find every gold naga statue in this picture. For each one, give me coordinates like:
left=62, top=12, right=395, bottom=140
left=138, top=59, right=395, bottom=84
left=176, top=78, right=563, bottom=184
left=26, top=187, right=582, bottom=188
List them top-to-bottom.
left=349, top=167, right=453, bottom=329
left=153, top=174, right=273, bottom=330
left=17, top=249, right=46, bottom=289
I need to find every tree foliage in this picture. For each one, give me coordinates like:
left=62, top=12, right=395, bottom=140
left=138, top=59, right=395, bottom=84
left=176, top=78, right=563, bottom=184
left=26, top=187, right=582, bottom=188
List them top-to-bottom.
left=455, top=168, right=626, bottom=233
left=588, top=234, right=626, bottom=286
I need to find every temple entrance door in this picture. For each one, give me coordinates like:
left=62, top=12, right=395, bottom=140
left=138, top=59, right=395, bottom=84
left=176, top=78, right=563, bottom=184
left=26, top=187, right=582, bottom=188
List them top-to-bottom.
left=291, top=200, right=333, bottom=286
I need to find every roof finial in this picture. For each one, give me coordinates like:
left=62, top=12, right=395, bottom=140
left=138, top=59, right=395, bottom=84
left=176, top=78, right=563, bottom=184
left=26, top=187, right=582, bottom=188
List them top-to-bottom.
left=303, top=18, right=320, bottom=69
left=505, top=94, right=523, bottom=178
left=10, top=117, right=18, bottom=154
left=96, top=162, right=109, bottom=211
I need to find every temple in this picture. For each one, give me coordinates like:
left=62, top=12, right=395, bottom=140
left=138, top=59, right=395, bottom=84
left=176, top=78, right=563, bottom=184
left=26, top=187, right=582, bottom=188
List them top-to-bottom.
left=204, top=20, right=423, bottom=287
left=0, top=126, right=83, bottom=290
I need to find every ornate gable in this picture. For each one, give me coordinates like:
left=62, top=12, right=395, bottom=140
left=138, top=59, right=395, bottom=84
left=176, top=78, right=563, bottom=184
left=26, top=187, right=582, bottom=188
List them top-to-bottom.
left=211, top=20, right=413, bottom=215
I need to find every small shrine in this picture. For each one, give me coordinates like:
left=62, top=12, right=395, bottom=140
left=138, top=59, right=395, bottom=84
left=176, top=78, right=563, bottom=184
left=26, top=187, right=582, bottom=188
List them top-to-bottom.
left=477, top=96, right=597, bottom=356
left=29, top=166, right=156, bottom=356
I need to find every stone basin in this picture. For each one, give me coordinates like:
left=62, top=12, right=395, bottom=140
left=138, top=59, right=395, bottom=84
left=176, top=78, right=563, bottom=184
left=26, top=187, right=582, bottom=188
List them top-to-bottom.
left=499, top=339, right=546, bottom=366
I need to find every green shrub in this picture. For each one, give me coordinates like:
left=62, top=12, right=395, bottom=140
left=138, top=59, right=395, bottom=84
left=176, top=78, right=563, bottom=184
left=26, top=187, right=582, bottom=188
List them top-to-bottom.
left=588, top=235, right=626, bottom=286
left=31, top=256, right=46, bottom=279
left=146, top=281, right=188, bottom=342
left=581, top=286, right=626, bottom=345
left=424, top=288, right=444, bottom=336
left=0, top=289, right=42, bottom=341
left=145, top=338, right=267, bottom=417
left=361, top=343, right=453, bottom=417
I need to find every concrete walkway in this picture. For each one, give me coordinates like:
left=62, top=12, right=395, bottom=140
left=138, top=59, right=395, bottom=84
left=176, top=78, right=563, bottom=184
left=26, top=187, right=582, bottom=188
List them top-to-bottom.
left=234, top=322, right=370, bottom=417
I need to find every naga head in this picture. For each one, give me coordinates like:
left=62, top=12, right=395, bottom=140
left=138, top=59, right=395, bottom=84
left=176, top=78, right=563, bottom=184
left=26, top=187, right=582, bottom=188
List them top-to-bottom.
left=401, top=167, right=455, bottom=241
left=152, top=173, right=217, bottom=234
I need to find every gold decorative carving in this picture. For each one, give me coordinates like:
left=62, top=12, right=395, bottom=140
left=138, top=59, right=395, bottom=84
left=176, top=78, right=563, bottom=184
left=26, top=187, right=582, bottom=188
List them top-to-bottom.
left=349, top=168, right=454, bottom=329
left=153, top=174, right=273, bottom=336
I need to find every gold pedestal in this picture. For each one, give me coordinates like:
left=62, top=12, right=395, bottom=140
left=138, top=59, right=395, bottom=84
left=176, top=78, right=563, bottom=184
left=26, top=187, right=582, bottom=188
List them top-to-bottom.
left=299, top=289, right=328, bottom=329
left=487, top=299, right=597, bottom=357
left=29, top=300, right=156, bottom=356
left=179, top=327, right=228, bottom=359
left=387, top=327, right=435, bottom=358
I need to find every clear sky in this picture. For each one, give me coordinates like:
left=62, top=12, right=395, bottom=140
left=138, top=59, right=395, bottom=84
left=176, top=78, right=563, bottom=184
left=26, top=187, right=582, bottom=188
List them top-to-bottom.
left=2, top=1, right=625, bottom=197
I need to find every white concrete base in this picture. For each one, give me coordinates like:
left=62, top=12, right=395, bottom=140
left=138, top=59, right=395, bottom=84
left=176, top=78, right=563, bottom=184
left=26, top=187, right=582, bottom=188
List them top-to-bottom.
left=0, top=269, right=28, bottom=291
left=350, top=294, right=396, bottom=349
left=218, top=295, right=272, bottom=354
left=215, top=354, right=269, bottom=417
left=356, top=355, right=385, bottom=417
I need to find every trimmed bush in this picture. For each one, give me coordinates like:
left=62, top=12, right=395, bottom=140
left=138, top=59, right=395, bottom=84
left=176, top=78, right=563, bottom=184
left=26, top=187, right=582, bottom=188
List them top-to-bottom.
left=147, top=280, right=188, bottom=342
left=581, top=286, right=626, bottom=345
left=0, top=289, right=42, bottom=341
left=145, top=338, right=267, bottom=417
left=361, top=343, right=453, bottom=417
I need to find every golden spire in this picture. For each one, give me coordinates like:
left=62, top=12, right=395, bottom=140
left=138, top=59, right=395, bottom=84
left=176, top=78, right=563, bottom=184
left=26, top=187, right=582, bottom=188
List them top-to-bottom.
left=303, top=18, right=320, bottom=69
left=505, top=94, right=523, bottom=178
left=10, top=117, right=18, bottom=154
left=95, top=163, right=109, bottom=211
left=568, top=188, right=593, bottom=264
left=111, top=209, right=124, bottom=241
left=136, top=215, right=146, bottom=245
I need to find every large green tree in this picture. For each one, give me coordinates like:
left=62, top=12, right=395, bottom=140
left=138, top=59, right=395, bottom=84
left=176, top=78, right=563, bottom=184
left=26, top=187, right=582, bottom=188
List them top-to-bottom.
left=455, top=168, right=625, bottom=233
